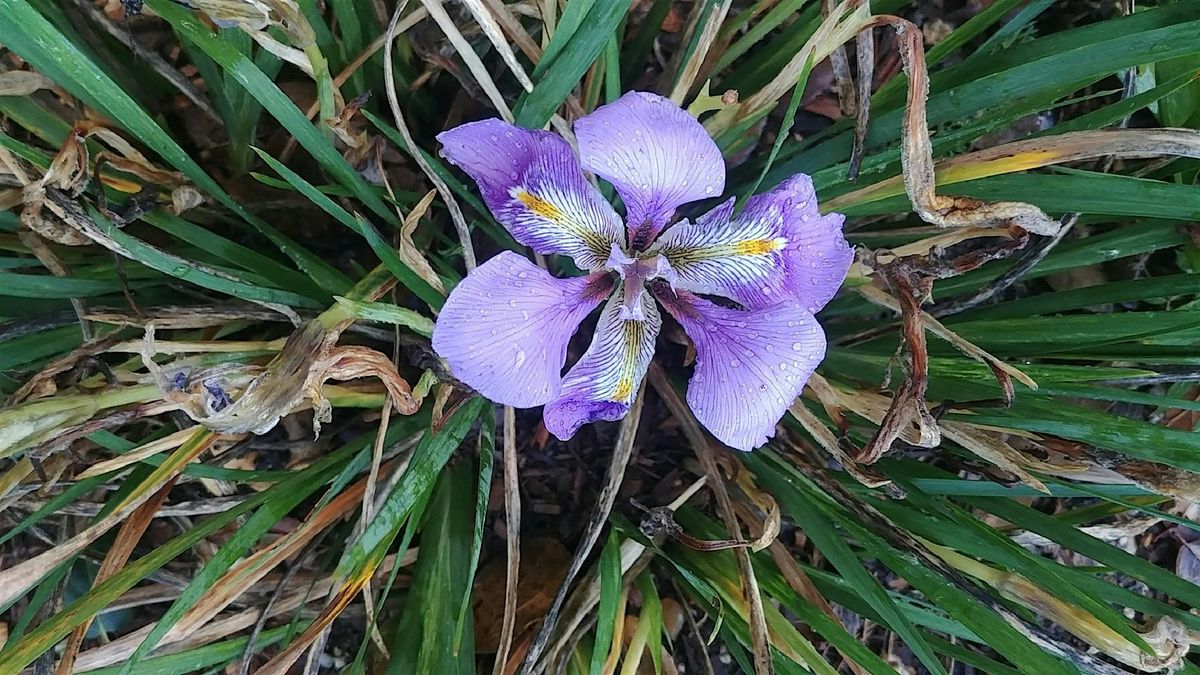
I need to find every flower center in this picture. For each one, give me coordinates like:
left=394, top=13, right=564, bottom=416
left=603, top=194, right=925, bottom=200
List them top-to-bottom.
left=606, top=244, right=677, bottom=321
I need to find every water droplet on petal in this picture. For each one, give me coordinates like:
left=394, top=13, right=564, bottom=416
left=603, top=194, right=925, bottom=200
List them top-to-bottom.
left=792, top=342, right=804, bottom=351
left=730, top=358, right=741, bottom=367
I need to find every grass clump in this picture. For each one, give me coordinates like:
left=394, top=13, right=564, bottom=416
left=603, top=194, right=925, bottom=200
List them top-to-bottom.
left=3, top=0, right=1200, bottom=673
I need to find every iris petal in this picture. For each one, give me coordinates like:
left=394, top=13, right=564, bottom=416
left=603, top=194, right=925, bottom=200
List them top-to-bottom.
left=576, top=92, right=725, bottom=247
left=438, top=119, right=625, bottom=270
left=650, top=175, right=853, bottom=312
left=432, top=252, right=613, bottom=407
left=656, top=289, right=826, bottom=451
left=543, top=290, right=661, bottom=440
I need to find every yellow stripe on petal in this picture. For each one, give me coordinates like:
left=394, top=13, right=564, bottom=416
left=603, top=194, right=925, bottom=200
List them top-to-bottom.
left=515, top=189, right=564, bottom=223
left=734, top=237, right=788, bottom=256
left=610, top=320, right=645, bottom=402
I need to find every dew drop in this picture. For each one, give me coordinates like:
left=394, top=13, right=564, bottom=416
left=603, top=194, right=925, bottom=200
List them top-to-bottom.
left=704, top=185, right=715, bottom=194
left=517, top=271, right=528, bottom=279
left=508, top=299, right=517, bottom=307
left=791, top=342, right=804, bottom=351
left=514, top=349, right=527, bottom=368
left=730, top=358, right=741, bottom=368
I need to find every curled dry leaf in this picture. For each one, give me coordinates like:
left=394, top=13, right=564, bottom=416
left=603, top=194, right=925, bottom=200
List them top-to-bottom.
left=187, top=0, right=272, bottom=29
left=190, top=0, right=318, bottom=74
left=871, top=16, right=1063, bottom=236
left=0, top=69, right=53, bottom=96
left=329, top=91, right=372, bottom=149
left=18, top=122, right=195, bottom=244
left=21, top=125, right=92, bottom=245
left=169, top=185, right=205, bottom=214
left=398, top=189, right=447, bottom=294
left=849, top=224, right=1032, bottom=464
left=858, top=263, right=941, bottom=464
left=856, top=281, right=1038, bottom=400
left=153, top=317, right=418, bottom=437
left=817, top=383, right=1055, bottom=490
left=788, top=395, right=891, bottom=488
left=1039, top=439, right=1200, bottom=503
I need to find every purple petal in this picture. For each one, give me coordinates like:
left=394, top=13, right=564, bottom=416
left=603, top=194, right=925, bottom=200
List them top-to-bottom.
left=575, top=92, right=725, bottom=247
left=438, top=119, right=625, bottom=270
left=650, top=175, right=852, bottom=312
left=432, top=252, right=613, bottom=407
left=656, top=289, right=826, bottom=451
left=543, top=290, right=661, bottom=440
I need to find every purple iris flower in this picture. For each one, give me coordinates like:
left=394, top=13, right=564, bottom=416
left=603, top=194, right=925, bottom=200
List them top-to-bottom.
left=431, top=92, right=852, bottom=451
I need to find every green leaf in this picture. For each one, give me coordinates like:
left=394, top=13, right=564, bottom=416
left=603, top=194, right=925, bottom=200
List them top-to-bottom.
left=0, top=0, right=346, bottom=295
left=144, top=0, right=403, bottom=232
left=514, top=0, right=627, bottom=127
left=252, top=147, right=442, bottom=308
left=84, top=205, right=323, bottom=308
left=0, top=271, right=156, bottom=299
left=959, top=273, right=1200, bottom=320
left=332, top=298, right=436, bottom=336
left=956, top=396, right=1200, bottom=472
left=338, top=397, right=486, bottom=578
left=454, top=408, right=495, bottom=653
left=117, top=426, right=406, bottom=672
left=751, top=452, right=1074, bottom=674
left=387, top=458, right=477, bottom=675
left=767, top=473, right=947, bottom=675
left=972, top=496, right=1200, bottom=611
left=590, top=531, right=623, bottom=675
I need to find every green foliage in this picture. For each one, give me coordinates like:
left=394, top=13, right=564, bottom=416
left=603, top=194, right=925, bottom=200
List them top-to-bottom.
left=1, top=0, right=1199, bottom=673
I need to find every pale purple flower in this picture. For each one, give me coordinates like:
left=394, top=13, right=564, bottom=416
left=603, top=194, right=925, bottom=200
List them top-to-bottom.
left=431, top=92, right=852, bottom=451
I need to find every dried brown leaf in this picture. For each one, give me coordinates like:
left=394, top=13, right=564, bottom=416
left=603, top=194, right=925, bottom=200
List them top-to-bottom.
left=0, top=70, right=53, bottom=96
